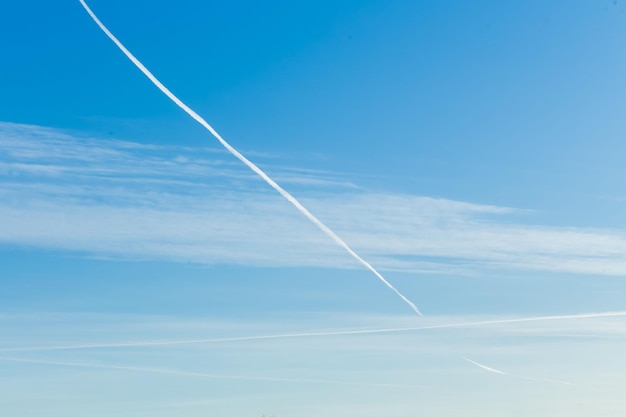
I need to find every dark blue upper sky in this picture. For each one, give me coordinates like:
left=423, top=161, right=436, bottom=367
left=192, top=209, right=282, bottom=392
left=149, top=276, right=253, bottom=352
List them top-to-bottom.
left=3, top=0, right=626, bottom=225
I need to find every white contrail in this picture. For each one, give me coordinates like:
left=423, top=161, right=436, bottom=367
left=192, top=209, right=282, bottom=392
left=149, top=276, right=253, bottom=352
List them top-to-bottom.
left=77, top=0, right=421, bottom=316
left=3, top=310, right=624, bottom=352
left=0, top=356, right=420, bottom=388
left=463, top=357, right=573, bottom=386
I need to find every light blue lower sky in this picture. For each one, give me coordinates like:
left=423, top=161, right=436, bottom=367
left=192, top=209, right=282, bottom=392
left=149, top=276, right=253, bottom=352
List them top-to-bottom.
left=2, top=121, right=626, bottom=416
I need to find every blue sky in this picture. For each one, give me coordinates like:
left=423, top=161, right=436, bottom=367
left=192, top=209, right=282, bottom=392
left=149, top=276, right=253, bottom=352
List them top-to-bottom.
left=2, top=0, right=626, bottom=416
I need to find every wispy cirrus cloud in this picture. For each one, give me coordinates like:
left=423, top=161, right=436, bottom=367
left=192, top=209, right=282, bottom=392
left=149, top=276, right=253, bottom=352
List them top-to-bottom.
left=3, top=121, right=626, bottom=275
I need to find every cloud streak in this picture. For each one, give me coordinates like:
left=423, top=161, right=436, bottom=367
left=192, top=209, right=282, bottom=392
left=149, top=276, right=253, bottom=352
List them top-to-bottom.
left=3, top=311, right=624, bottom=353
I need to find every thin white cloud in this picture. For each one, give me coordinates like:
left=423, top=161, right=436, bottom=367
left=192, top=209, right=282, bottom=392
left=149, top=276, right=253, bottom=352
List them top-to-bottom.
left=3, top=122, right=626, bottom=275
left=0, top=356, right=420, bottom=388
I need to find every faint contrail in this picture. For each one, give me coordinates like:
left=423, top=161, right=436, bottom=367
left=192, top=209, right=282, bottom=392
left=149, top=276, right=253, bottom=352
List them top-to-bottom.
left=77, top=0, right=421, bottom=316
left=3, top=310, right=624, bottom=352
left=0, top=356, right=420, bottom=388
left=463, top=357, right=573, bottom=386
left=463, top=357, right=507, bottom=375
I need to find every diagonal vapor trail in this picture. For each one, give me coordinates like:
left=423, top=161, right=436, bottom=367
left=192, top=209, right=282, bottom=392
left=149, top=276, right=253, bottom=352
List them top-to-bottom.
left=77, top=0, right=421, bottom=316
left=3, top=310, right=624, bottom=353
left=0, top=356, right=420, bottom=388
left=463, top=357, right=573, bottom=386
